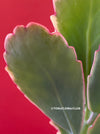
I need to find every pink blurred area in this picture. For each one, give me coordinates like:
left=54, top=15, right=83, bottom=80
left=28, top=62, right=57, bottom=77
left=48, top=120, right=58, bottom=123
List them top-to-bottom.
left=0, top=0, right=57, bottom=133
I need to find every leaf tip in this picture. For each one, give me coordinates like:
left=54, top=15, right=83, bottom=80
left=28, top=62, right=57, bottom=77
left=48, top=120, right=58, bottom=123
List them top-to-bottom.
left=50, top=15, right=58, bottom=32
left=13, top=25, right=25, bottom=35
left=4, top=33, right=13, bottom=51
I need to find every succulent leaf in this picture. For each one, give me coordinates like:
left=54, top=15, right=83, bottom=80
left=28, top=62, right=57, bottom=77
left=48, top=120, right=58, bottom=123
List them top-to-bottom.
left=4, top=23, right=84, bottom=134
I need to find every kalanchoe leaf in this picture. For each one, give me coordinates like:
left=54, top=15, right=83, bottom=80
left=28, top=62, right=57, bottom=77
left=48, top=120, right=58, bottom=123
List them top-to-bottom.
left=52, top=0, right=100, bottom=80
left=4, top=23, right=84, bottom=134
left=88, top=46, right=100, bottom=112
left=88, top=115, right=100, bottom=134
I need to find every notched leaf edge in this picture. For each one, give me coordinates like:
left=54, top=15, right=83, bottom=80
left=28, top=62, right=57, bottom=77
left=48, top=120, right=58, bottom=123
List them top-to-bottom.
left=4, top=22, right=85, bottom=134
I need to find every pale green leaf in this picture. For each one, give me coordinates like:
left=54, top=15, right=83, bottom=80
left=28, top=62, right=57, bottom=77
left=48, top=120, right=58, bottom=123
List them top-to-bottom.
left=52, top=0, right=100, bottom=80
left=4, top=23, right=84, bottom=134
left=88, top=48, right=100, bottom=112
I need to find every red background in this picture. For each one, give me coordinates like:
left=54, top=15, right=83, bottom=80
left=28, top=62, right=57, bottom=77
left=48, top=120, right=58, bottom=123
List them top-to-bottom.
left=0, top=0, right=57, bottom=133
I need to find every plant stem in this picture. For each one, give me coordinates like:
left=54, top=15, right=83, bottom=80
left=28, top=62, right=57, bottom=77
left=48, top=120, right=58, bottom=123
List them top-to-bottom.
left=84, top=75, right=91, bottom=121
left=85, top=105, right=91, bottom=121
left=80, top=112, right=98, bottom=134
left=87, top=112, right=98, bottom=125
left=80, top=122, right=89, bottom=134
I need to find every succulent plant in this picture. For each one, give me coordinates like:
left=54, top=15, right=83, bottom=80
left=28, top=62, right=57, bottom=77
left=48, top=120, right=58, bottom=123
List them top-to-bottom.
left=4, top=0, right=100, bottom=134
